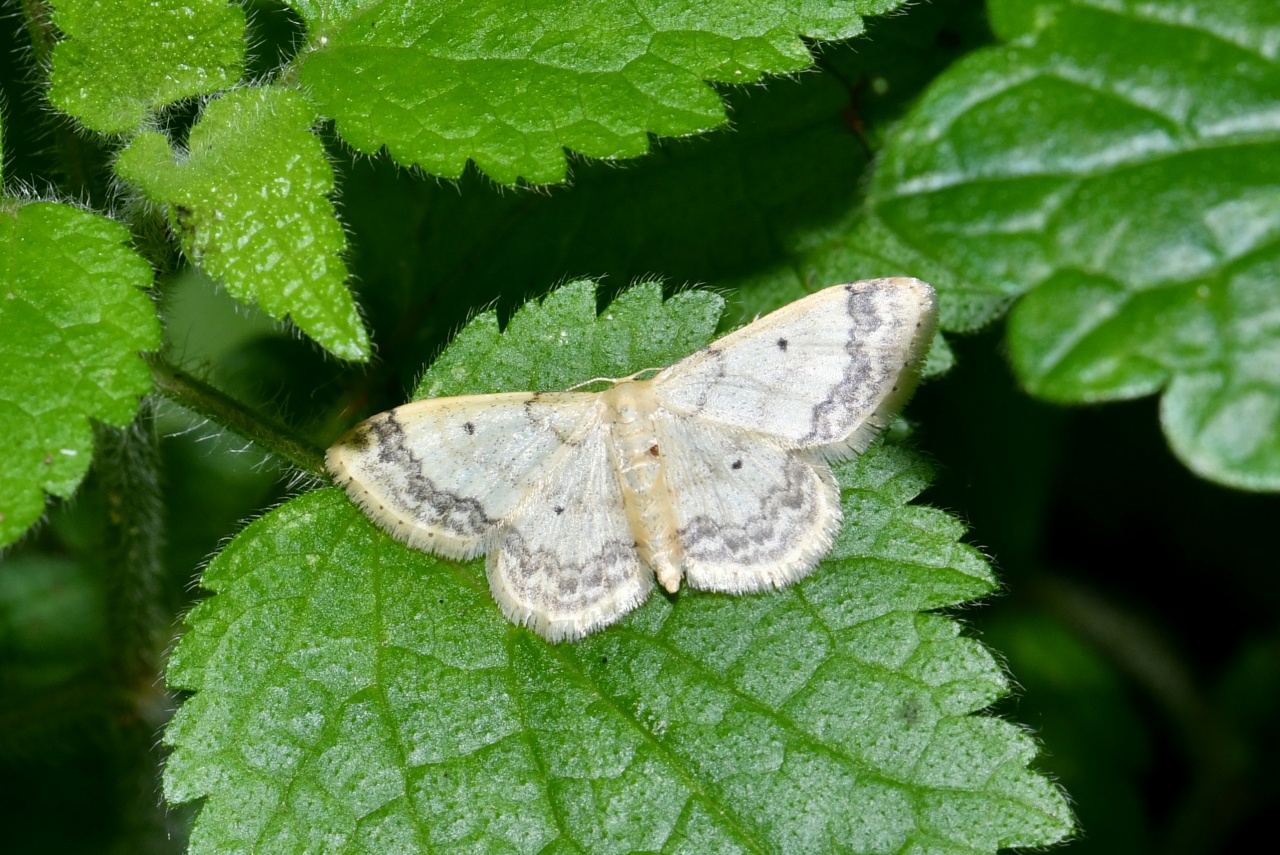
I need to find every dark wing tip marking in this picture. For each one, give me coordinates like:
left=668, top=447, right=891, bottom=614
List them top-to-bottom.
left=340, top=424, right=374, bottom=453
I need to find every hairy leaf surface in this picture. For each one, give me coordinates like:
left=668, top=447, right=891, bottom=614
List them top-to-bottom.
left=48, top=0, right=245, bottom=134
left=291, top=0, right=904, bottom=184
left=117, top=88, right=370, bottom=362
left=0, top=202, right=160, bottom=546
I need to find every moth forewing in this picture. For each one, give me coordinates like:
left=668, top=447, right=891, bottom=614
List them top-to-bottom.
left=652, top=277, right=938, bottom=460
left=324, top=391, right=599, bottom=559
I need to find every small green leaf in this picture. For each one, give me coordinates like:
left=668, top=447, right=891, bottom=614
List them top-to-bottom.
left=47, top=0, right=246, bottom=134
left=293, top=0, right=905, bottom=184
left=862, top=0, right=1280, bottom=490
left=117, top=87, right=370, bottom=362
left=0, top=202, right=160, bottom=546
left=413, top=279, right=724, bottom=399
left=167, top=283, right=1070, bottom=853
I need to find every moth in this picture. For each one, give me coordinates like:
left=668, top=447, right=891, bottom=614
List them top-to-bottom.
left=328, top=278, right=938, bottom=641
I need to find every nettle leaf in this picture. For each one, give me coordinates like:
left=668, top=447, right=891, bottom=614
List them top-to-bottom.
left=47, top=0, right=246, bottom=134
left=292, top=0, right=906, bottom=184
left=862, top=0, right=1280, bottom=490
left=117, top=87, right=370, bottom=362
left=0, top=202, right=160, bottom=547
left=413, top=279, right=724, bottom=399
left=166, top=283, right=1070, bottom=853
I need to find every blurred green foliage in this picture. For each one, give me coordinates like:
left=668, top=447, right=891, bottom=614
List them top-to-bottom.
left=2, top=0, right=1278, bottom=852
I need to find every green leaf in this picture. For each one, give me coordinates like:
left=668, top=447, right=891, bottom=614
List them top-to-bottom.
left=47, top=0, right=246, bottom=134
left=293, top=0, right=905, bottom=184
left=862, top=0, right=1280, bottom=490
left=117, top=87, right=370, bottom=362
left=0, top=201, right=161, bottom=546
left=413, top=279, right=725, bottom=399
left=166, top=283, right=1071, bottom=853
left=981, top=610, right=1151, bottom=852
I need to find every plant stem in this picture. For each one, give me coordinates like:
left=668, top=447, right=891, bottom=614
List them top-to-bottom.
left=18, top=0, right=111, bottom=200
left=19, top=0, right=55, bottom=63
left=145, top=353, right=329, bottom=478
left=93, top=405, right=175, bottom=855
left=95, top=408, right=167, bottom=682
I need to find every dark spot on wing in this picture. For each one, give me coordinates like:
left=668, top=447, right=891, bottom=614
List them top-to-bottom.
left=777, top=337, right=789, bottom=351
left=464, top=421, right=476, bottom=435
left=342, top=425, right=374, bottom=452
left=731, top=459, right=743, bottom=470
left=554, top=506, right=565, bottom=515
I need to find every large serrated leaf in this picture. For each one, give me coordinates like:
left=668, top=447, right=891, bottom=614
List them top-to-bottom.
left=47, top=0, right=246, bottom=134
left=291, top=0, right=905, bottom=184
left=861, top=0, right=1280, bottom=490
left=117, top=87, right=370, bottom=362
left=0, top=202, right=161, bottom=546
left=166, top=282, right=1071, bottom=853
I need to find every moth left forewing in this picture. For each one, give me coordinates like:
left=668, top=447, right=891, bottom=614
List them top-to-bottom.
left=652, top=278, right=937, bottom=460
left=326, top=392, right=598, bottom=559
left=654, top=413, right=842, bottom=594
left=488, top=423, right=652, bottom=641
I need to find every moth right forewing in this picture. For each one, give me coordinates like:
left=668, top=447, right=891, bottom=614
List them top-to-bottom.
left=326, top=391, right=599, bottom=559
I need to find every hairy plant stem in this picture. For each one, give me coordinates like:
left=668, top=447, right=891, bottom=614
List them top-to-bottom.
left=18, top=0, right=111, bottom=200
left=19, top=0, right=54, bottom=62
left=146, top=353, right=329, bottom=479
left=93, top=404, right=175, bottom=855
left=95, top=408, right=167, bottom=683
